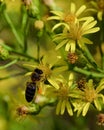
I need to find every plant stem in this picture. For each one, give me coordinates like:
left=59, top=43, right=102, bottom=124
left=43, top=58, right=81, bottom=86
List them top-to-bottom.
left=21, top=9, right=29, bottom=53
left=3, top=11, right=23, bottom=48
left=11, top=50, right=38, bottom=62
left=0, top=59, right=18, bottom=70
left=73, top=66, right=104, bottom=78
left=0, top=72, right=25, bottom=80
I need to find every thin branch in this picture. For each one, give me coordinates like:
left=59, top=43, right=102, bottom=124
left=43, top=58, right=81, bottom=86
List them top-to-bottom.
left=3, top=11, right=23, bottom=48
left=0, top=59, right=18, bottom=70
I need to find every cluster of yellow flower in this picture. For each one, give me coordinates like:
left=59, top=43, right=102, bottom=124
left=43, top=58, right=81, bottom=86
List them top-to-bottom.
left=48, top=2, right=100, bottom=53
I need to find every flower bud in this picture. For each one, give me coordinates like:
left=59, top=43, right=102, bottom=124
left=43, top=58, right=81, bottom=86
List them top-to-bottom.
left=34, top=20, right=44, bottom=30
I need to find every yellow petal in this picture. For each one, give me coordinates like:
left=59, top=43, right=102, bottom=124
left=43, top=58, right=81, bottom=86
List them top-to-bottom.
left=70, top=2, right=76, bottom=14
left=76, top=5, right=86, bottom=17
left=50, top=11, right=64, bottom=18
left=97, top=11, right=103, bottom=21
left=47, top=16, right=62, bottom=20
left=81, top=17, right=94, bottom=29
left=82, top=21, right=97, bottom=31
left=52, top=23, right=69, bottom=31
left=83, top=27, right=100, bottom=35
left=81, top=37, right=93, bottom=44
left=55, top=39, right=69, bottom=50
left=65, top=42, right=71, bottom=51
left=25, top=72, right=32, bottom=76
left=48, top=77, right=59, bottom=89
left=94, top=99, right=101, bottom=111
left=56, top=100, right=62, bottom=115
left=60, top=100, right=66, bottom=115
left=66, top=101, right=73, bottom=116
left=82, top=102, right=90, bottom=116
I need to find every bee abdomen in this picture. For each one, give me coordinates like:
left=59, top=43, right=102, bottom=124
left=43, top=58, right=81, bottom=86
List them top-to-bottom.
left=25, top=82, right=36, bottom=102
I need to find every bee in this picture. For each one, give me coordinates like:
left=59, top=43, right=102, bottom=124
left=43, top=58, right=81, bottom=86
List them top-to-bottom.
left=31, top=68, right=43, bottom=82
left=25, top=82, right=36, bottom=102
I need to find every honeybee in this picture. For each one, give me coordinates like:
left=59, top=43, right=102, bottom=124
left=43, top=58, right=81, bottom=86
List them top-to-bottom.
left=25, top=68, right=43, bottom=102
left=31, top=68, right=43, bottom=82
left=25, top=82, right=36, bottom=102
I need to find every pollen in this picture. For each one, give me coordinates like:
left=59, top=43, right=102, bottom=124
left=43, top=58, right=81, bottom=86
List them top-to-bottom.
left=64, top=13, right=76, bottom=24
left=39, top=63, right=52, bottom=79
left=57, top=83, right=69, bottom=100
left=84, top=87, right=97, bottom=102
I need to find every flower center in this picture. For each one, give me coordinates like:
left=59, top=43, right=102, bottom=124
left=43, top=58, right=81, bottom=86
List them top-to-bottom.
left=64, top=14, right=76, bottom=24
left=68, top=23, right=82, bottom=40
left=39, top=63, right=52, bottom=80
left=58, top=83, right=69, bottom=100
left=84, top=88, right=96, bottom=102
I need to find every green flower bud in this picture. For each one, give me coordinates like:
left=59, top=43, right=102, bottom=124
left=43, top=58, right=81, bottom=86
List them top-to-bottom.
left=0, top=45, right=9, bottom=60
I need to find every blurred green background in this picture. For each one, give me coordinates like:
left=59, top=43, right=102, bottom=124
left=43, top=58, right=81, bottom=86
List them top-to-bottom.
left=0, top=0, right=104, bottom=130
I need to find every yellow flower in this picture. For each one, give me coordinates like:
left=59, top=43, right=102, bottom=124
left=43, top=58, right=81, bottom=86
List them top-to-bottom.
left=90, top=0, right=104, bottom=21
left=48, top=3, right=89, bottom=30
left=53, top=17, right=100, bottom=52
left=24, top=56, right=68, bottom=90
left=46, top=74, right=80, bottom=116
left=73, top=79, right=104, bottom=116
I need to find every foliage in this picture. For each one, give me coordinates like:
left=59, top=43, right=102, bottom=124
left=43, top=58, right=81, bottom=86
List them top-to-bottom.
left=0, top=0, right=104, bottom=130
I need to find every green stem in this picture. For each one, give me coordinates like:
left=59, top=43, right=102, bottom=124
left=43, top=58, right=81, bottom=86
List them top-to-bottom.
left=3, top=11, right=23, bottom=48
left=23, top=18, right=29, bottom=53
left=82, top=44, right=96, bottom=66
left=11, top=50, right=38, bottom=62
left=0, top=59, right=18, bottom=70
left=73, top=66, right=104, bottom=78
left=0, top=72, right=25, bottom=80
